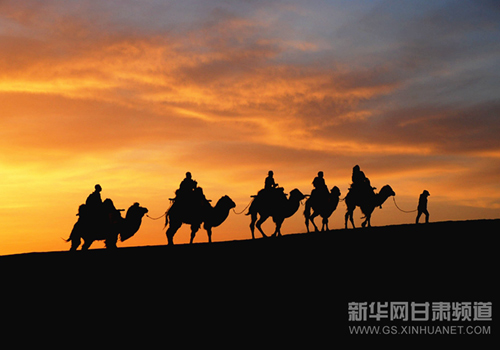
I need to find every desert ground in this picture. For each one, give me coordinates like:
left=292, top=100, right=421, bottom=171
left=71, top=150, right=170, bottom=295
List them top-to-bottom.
left=1, top=219, right=497, bottom=344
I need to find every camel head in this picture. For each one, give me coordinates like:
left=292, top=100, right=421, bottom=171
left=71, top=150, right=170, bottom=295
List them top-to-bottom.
left=379, top=185, right=396, bottom=198
left=330, top=186, right=341, bottom=197
left=289, top=189, right=306, bottom=201
left=219, top=195, right=236, bottom=210
left=120, top=202, right=148, bottom=242
left=125, top=202, right=149, bottom=220
left=76, top=204, right=87, bottom=217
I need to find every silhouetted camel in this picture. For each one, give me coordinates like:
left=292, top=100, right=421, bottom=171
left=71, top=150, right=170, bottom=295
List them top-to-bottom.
left=345, top=185, right=395, bottom=229
left=304, top=186, right=341, bottom=232
left=247, top=188, right=305, bottom=238
left=165, top=195, right=235, bottom=245
left=66, top=201, right=148, bottom=250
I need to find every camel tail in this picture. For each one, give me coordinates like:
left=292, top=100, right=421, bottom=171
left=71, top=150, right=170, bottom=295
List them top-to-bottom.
left=245, top=199, right=255, bottom=216
left=303, top=200, right=311, bottom=218
left=164, top=214, right=169, bottom=230
left=64, top=222, right=79, bottom=243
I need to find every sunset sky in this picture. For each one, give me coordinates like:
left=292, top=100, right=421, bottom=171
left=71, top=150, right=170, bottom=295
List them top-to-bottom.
left=1, top=0, right=499, bottom=255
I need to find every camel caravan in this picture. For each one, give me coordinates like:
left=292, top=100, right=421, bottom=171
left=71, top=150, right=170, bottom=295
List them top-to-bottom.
left=66, top=165, right=402, bottom=250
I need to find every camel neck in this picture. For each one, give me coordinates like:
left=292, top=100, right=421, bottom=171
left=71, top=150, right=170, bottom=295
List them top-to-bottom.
left=375, top=192, right=390, bottom=207
left=284, top=197, right=301, bottom=218
left=210, top=203, right=231, bottom=227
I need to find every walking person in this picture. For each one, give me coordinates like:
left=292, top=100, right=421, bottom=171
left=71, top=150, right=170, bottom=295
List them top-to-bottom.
left=416, top=190, right=430, bottom=224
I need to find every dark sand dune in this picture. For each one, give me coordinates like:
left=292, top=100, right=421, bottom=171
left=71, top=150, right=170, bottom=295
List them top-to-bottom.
left=1, top=219, right=497, bottom=344
left=2, top=219, right=498, bottom=295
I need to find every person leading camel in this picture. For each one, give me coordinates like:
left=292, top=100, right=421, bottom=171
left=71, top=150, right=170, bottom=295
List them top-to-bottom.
left=416, top=190, right=430, bottom=224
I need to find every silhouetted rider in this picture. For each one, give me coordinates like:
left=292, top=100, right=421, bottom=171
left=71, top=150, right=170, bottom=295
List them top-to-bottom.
left=350, top=165, right=374, bottom=197
left=351, top=165, right=367, bottom=186
left=255, top=170, right=283, bottom=202
left=265, top=171, right=278, bottom=190
left=311, top=171, right=329, bottom=203
left=313, top=171, right=328, bottom=192
left=175, top=172, right=209, bottom=212
left=179, top=172, right=197, bottom=193
left=83, top=184, right=115, bottom=226
left=84, top=184, right=103, bottom=219
left=86, top=184, right=103, bottom=208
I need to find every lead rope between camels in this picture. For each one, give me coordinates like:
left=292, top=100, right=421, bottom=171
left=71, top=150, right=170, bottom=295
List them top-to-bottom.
left=392, top=196, right=418, bottom=213
left=146, top=199, right=174, bottom=220
left=232, top=199, right=252, bottom=215
left=146, top=212, right=167, bottom=220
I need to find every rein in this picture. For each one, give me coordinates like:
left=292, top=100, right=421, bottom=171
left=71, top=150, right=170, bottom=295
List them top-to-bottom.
left=392, top=196, right=418, bottom=213
left=146, top=200, right=173, bottom=220
left=232, top=200, right=252, bottom=215
left=146, top=212, right=167, bottom=220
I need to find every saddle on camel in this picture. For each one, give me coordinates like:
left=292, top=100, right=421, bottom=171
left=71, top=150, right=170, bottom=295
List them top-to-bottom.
left=251, top=170, right=286, bottom=203
left=309, top=171, right=330, bottom=206
left=171, top=172, right=211, bottom=215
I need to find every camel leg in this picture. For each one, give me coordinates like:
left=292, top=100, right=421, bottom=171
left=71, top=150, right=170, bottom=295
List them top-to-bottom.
left=304, top=202, right=311, bottom=233
left=345, top=208, right=355, bottom=229
left=360, top=208, right=372, bottom=228
left=249, top=212, right=257, bottom=239
left=310, top=212, right=320, bottom=232
left=350, top=213, right=356, bottom=229
left=361, top=213, right=371, bottom=228
left=256, top=214, right=269, bottom=238
left=272, top=217, right=284, bottom=237
left=322, top=217, right=329, bottom=232
left=166, top=221, right=182, bottom=245
left=68, top=222, right=82, bottom=251
left=190, top=223, right=201, bottom=244
left=205, top=226, right=212, bottom=243
left=105, top=233, right=118, bottom=249
left=70, top=236, right=81, bottom=251
left=81, top=239, right=93, bottom=251
left=105, top=239, right=117, bottom=249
